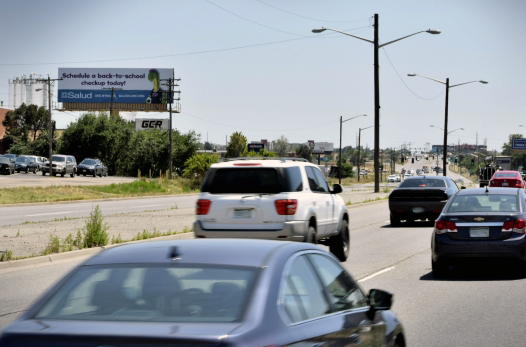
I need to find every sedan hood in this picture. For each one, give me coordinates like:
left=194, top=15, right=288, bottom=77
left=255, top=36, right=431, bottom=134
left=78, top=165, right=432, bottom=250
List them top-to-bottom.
left=1, top=320, right=239, bottom=346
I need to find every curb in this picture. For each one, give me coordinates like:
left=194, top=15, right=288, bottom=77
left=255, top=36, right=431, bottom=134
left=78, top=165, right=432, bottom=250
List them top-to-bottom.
left=0, top=193, right=199, bottom=209
left=347, top=199, right=388, bottom=209
left=0, top=232, right=195, bottom=274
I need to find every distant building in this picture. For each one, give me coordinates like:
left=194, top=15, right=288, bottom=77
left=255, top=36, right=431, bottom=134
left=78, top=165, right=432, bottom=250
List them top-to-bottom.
left=8, top=73, right=48, bottom=109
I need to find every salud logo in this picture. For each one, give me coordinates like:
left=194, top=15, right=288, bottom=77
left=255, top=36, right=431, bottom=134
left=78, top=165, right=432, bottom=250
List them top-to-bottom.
left=61, top=92, right=92, bottom=99
left=61, top=92, right=68, bottom=98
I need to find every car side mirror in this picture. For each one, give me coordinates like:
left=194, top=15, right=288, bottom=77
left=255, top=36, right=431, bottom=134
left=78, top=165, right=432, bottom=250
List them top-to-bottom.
left=331, top=184, right=343, bottom=194
left=461, top=186, right=466, bottom=189
left=368, top=289, right=393, bottom=318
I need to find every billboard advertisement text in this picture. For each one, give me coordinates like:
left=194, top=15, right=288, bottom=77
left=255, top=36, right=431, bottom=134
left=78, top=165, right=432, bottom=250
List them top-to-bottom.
left=58, top=68, right=172, bottom=104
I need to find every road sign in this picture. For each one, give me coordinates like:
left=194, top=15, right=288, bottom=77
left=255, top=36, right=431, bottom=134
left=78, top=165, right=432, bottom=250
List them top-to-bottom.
left=512, top=138, right=526, bottom=153
left=324, top=156, right=329, bottom=162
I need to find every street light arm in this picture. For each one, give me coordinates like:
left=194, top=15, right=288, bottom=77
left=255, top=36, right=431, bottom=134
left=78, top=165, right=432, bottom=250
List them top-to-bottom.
left=316, top=27, right=374, bottom=44
left=378, top=30, right=429, bottom=48
left=409, top=73, right=446, bottom=85
left=449, top=80, right=485, bottom=88
left=342, top=114, right=367, bottom=123
left=360, top=125, right=374, bottom=131
left=448, top=127, right=464, bottom=134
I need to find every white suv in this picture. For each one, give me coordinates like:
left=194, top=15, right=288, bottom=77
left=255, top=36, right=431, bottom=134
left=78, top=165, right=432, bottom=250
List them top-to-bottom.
left=193, top=158, right=350, bottom=261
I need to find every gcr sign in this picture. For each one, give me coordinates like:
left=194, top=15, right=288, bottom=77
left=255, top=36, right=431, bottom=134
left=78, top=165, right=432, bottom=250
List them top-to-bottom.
left=135, top=118, right=169, bottom=131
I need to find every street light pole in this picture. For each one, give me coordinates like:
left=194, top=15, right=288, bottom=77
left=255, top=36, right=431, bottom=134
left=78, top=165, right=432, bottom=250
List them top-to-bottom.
left=312, top=19, right=440, bottom=192
left=409, top=73, right=487, bottom=177
left=443, top=78, right=449, bottom=177
left=339, top=114, right=367, bottom=184
left=357, top=126, right=373, bottom=182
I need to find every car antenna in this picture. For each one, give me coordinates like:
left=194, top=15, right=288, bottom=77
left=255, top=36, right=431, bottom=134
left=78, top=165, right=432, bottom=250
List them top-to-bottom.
left=485, top=185, right=489, bottom=194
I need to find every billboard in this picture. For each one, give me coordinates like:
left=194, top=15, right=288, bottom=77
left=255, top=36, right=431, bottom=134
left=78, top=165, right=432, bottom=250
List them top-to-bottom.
left=58, top=68, right=173, bottom=104
left=135, top=118, right=170, bottom=131
left=512, top=138, right=526, bottom=153
left=312, top=142, right=334, bottom=154
left=248, top=143, right=264, bottom=152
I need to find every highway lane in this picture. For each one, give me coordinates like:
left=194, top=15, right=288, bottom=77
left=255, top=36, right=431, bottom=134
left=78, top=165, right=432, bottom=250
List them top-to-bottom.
left=3, top=200, right=525, bottom=346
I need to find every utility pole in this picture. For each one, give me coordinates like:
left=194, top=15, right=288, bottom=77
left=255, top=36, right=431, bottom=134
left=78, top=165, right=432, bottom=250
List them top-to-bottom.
left=373, top=13, right=380, bottom=193
left=161, top=75, right=181, bottom=179
left=36, top=76, right=62, bottom=177
left=103, top=87, right=123, bottom=118
left=339, top=116, right=342, bottom=184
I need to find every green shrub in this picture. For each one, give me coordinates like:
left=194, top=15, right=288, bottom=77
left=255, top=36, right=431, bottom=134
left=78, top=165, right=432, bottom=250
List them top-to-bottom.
left=83, top=205, right=109, bottom=248
left=62, top=233, right=74, bottom=252
left=43, top=234, right=60, bottom=255
left=0, top=250, right=13, bottom=262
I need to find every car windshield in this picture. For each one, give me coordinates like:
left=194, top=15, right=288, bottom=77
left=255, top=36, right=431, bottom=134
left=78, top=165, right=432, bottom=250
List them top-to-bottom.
left=52, top=156, right=66, bottom=162
left=15, top=157, right=29, bottom=163
left=0, top=158, right=10, bottom=164
left=81, top=159, right=96, bottom=165
left=205, top=168, right=282, bottom=194
left=495, top=173, right=517, bottom=178
left=399, top=179, right=446, bottom=188
left=448, top=194, right=519, bottom=213
left=32, top=264, right=257, bottom=323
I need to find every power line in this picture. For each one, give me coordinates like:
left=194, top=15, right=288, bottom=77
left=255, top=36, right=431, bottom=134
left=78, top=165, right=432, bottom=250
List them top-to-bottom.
left=204, top=0, right=308, bottom=37
left=254, top=0, right=370, bottom=23
left=0, top=26, right=371, bottom=66
left=380, top=41, right=446, bottom=101
left=181, top=111, right=339, bottom=132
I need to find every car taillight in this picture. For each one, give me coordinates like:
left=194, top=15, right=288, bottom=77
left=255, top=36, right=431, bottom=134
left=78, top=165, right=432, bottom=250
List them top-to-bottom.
left=196, top=199, right=211, bottom=215
left=275, top=199, right=297, bottom=215
left=434, top=219, right=457, bottom=234
left=514, top=219, right=526, bottom=234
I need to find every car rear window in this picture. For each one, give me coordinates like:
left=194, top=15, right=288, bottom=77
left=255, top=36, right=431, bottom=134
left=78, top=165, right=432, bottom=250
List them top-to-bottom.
left=51, top=156, right=66, bottom=162
left=0, top=158, right=9, bottom=164
left=82, top=159, right=97, bottom=165
left=204, top=168, right=282, bottom=194
left=495, top=173, right=518, bottom=178
left=399, top=179, right=446, bottom=188
left=448, top=194, right=519, bottom=212
left=33, top=264, right=257, bottom=323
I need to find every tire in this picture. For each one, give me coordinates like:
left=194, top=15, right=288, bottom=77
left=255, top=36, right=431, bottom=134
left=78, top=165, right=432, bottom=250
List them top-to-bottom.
left=25, top=167, right=28, bottom=173
left=7, top=169, right=11, bottom=175
left=70, top=169, right=75, bottom=178
left=16, top=170, right=19, bottom=173
left=42, top=171, right=46, bottom=176
left=61, top=171, right=65, bottom=177
left=93, top=171, right=96, bottom=178
left=83, top=174, right=86, bottom=176
left=390, top=214, right=401, bottom=227
left=329, top=220, right=350, bottom=262
left=306, top=226, right=317, bottom=244
left=432, top=258, right=448, bottom=278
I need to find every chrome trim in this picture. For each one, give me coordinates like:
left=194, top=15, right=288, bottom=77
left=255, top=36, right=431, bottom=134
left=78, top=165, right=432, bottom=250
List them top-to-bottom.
left=456, top=222, right=504, bottom=227
left=277, top=249, right=370, bottom=327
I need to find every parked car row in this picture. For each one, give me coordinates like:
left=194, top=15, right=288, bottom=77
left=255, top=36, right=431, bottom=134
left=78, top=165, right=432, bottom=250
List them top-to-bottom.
left=0, top=154, right=108, bottom=177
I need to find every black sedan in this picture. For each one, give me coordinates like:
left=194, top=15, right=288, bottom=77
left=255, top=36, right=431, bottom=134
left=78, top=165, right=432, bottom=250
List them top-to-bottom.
left=14, top=156, right=33, bottom=173
left=0, top=157, right=15, bottom=175
left=77, top=158, right=108, bottom=177
left=389, top=175, right=461, bottom=226
left=432, top=188, right=526, bottom=277
left=0, top=239, right=405, bottom=347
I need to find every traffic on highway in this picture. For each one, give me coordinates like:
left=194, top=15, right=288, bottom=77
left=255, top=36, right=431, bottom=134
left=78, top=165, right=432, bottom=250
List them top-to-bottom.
left=2, top=1, right=526, bottom=346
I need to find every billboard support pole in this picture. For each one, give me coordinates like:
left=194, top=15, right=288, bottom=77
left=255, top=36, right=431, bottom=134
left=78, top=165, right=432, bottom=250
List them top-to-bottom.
left=161, top=71, right=180, bottom=180
left=103, top=87, right=122, bottom=118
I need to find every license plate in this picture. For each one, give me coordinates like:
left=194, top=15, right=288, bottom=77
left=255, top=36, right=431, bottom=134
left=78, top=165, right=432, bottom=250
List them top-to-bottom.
left=82, top=169, right=85, bottom=172
left=502, top=182, right=508, bottom=186
left=412, top=207, right=425, bottom=213
left=234, top=209, right=251, bottom=219
left=470, top=227, right=489, bottom=238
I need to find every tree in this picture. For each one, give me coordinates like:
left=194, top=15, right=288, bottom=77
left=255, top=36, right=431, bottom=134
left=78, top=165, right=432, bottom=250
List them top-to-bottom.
left=2, top=104, right=50, bottom=149
left=226, top=131, right=248, bottom=158
left=274, top=135, right=290, bottom=157
left=204, top=141, right=213, bottom=150
left=296, top=144, right=312, bottom=161
left=247, top=149, right=277, bottom=157
left=183, top=153, right=219, bottom=188
left=340, top=162, right=354, bottom=178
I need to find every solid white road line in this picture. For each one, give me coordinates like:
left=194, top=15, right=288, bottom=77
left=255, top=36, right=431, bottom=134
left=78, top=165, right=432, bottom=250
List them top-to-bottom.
left=131, top=204, right=161, bottom=208
left=27, top=211, right=74, bottom=217
left=358, top=266, right=395, bottom=283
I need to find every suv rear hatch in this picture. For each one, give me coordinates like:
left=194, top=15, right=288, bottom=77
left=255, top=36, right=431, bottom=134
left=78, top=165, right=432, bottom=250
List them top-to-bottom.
left=198, top=166, right=301, bottom=230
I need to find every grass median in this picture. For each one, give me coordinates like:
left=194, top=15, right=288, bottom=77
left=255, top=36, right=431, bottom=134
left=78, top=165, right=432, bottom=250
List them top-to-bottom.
left=0, top=177, right=197, bottom=205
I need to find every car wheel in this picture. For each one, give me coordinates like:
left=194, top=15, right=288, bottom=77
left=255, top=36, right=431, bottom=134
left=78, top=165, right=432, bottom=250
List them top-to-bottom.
left=7, top=168, right=11, bottom=175
left=70, top=169, right=75, bottom=178
left=16, top=170, right=19, bottom=173
left=42, top=171, right=46, bottom=176
left=61, top=171, right=65, bottom=177
left=93, top=171, right=96, bottom=178
left=390, top=214, right=401, bottom=227
left=329, top=220, right=350, bottom=262
left=306, top=226, right=317, bottom=244
left=432, top=258, right=448, bottom=278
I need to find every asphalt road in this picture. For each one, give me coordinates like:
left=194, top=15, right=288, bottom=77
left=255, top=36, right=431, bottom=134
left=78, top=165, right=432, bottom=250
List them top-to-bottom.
left=0, top=195, right=199, bottom=226
left=2, top=201, right=526, bottom=346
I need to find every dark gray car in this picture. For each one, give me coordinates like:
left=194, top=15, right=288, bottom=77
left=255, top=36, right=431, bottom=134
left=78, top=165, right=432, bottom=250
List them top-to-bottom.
left=0, top=240, right=405, bottom=347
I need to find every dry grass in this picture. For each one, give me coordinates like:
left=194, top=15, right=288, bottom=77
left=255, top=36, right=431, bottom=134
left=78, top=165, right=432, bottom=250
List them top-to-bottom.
left=0, top=177, right=197, bottom=205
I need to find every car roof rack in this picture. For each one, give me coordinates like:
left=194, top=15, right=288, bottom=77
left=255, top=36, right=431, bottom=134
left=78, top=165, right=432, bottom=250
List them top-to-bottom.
left=220, top=157, right=309, bottom=163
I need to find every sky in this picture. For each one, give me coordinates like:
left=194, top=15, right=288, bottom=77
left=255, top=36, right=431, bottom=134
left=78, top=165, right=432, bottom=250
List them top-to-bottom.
left=0, top=0, right=524, bottom=152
